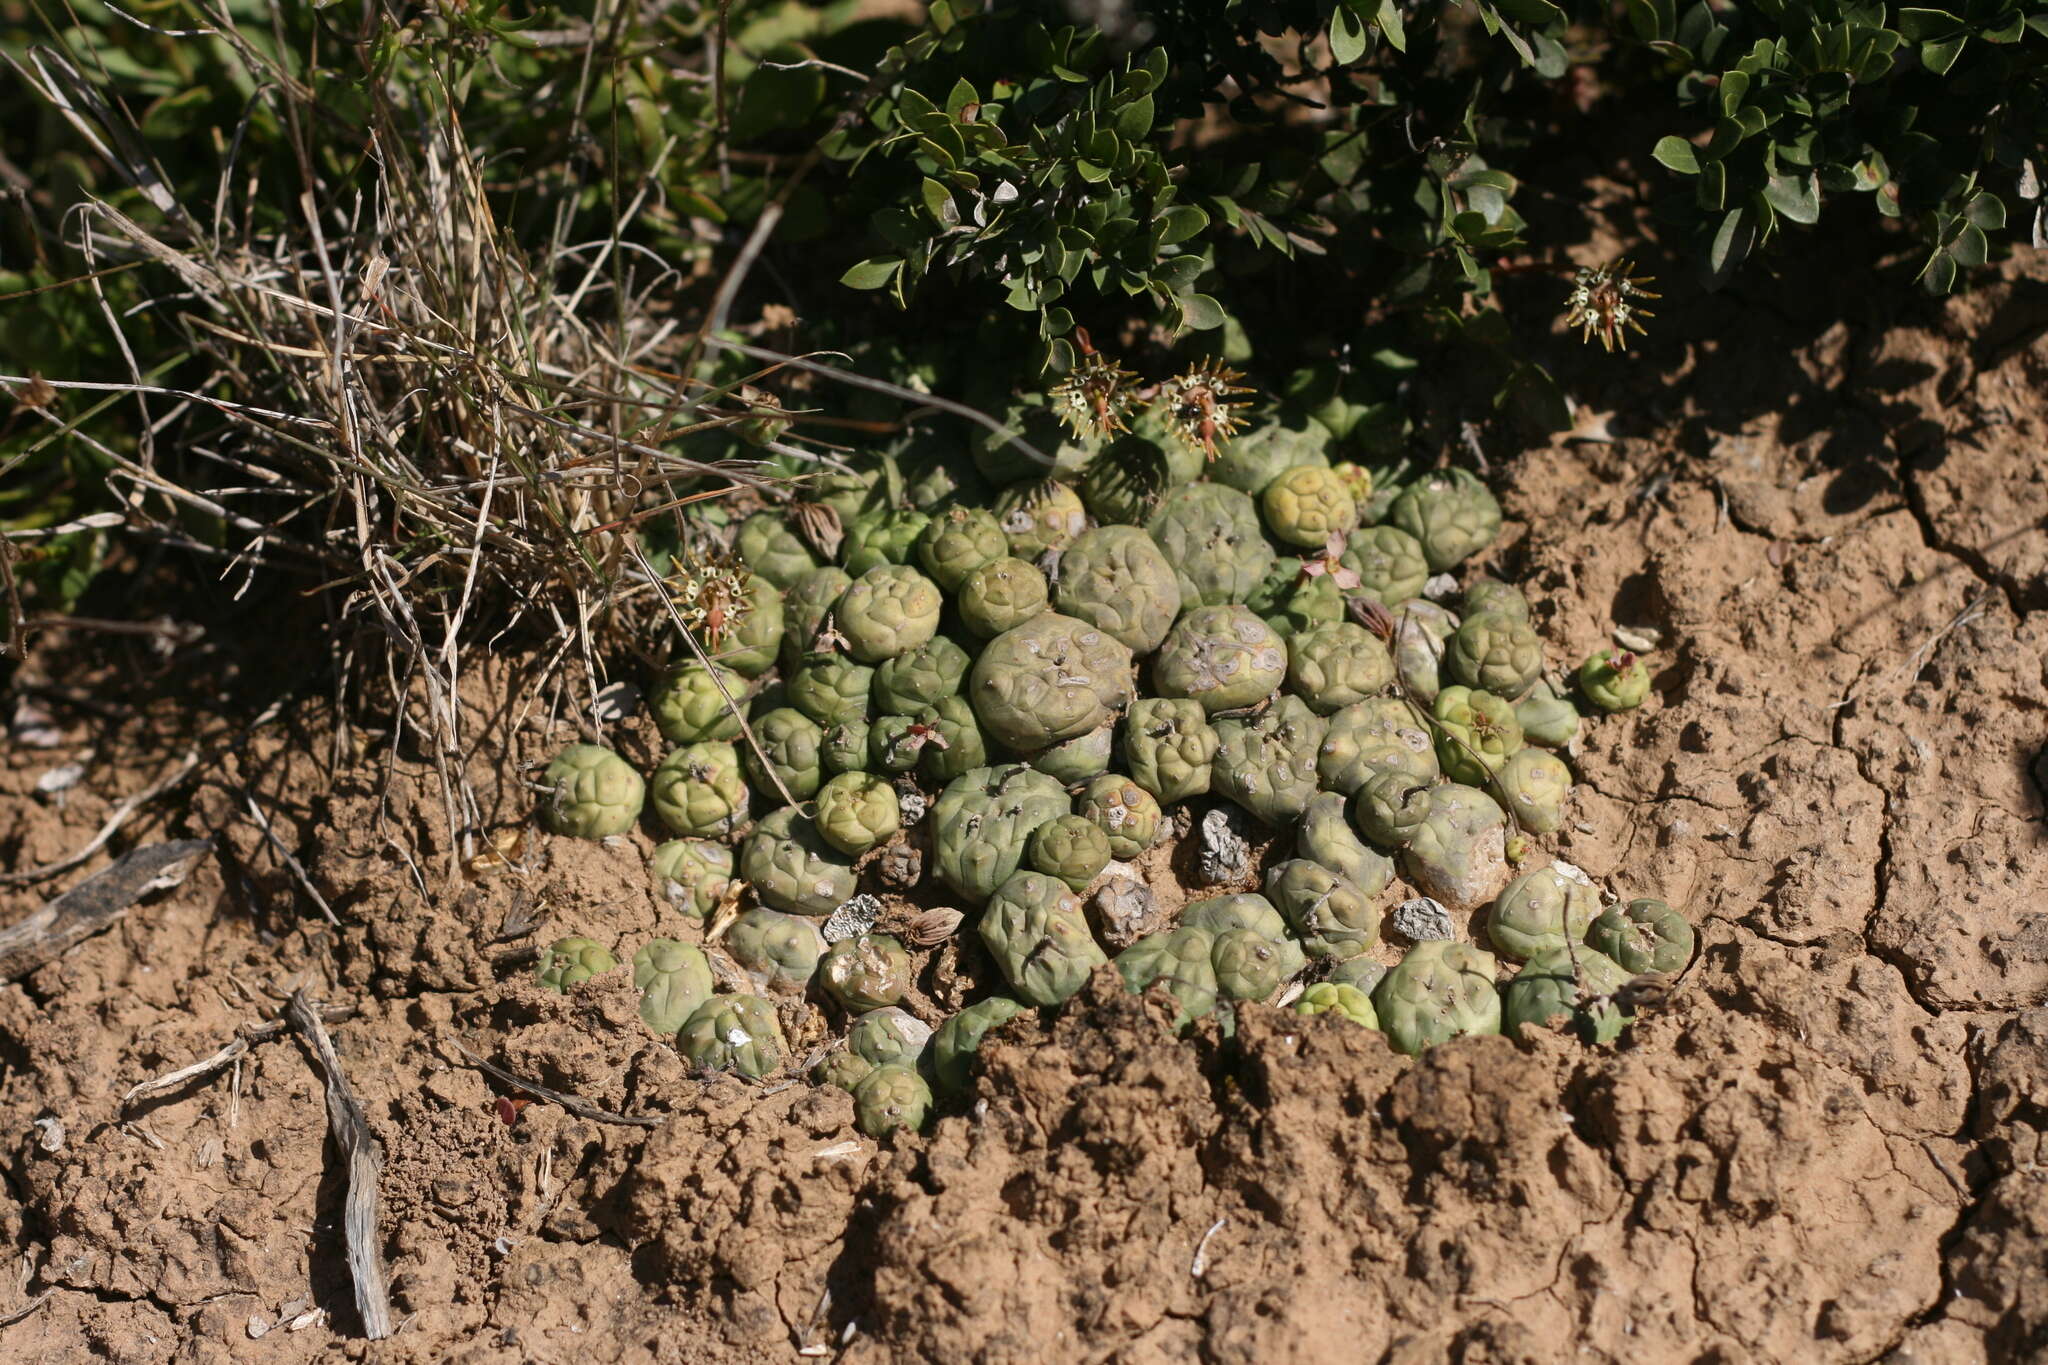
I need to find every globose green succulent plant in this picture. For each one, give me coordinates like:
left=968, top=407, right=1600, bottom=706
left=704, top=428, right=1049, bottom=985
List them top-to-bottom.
left=1207, top=420, right=1327, bottom=496
left=1078, top=436, right=1174, bottom=526
left=1262, top=464, right=1360, bottom=548
left=1385, top=469, right=1502, bottom=573
left=992, top=478, right=1089, bottom=560
left=1146, top=482, right=1276, bottom=608
left=915, top=506, right=1009, bottom=591
left=841, top=507, right=932, bottom=577
left=735, top=510, right=823, bottom=589
left=1340, top=525, right=1430, bottom=607
left=1051, top=526, right=1183, bottom=654
left=957, top=556, right=1049, bottom=639
left=836, top=565, right=944, bottom=664
left=781, top=566, right=852, bottom=668
left=714, top=575, right=784, bottom=678
left=1462, top=577, right=1529, bottom=623
left=1152, top=606, right=1288, bottom=715
left=967, top=612, right=1133, bottom=751
left=1446, top=612, right=1545, bottom=700
left=1285, top=621, right=1395, bottom=715
left=872, top=635, right=970, bottom=716
left=1579, top=649, right=1651, bottom=713
left=787, top=656, right=876, bottom=728
left=649, top=662, right=745, bottom=745
left=1515, top=679, right=1581, bottom=748
left=1431, top=686, right=1524, bottom=787
left=1212, top=694, right=1327, bottom=826
left=915, top=696, right=986, bottom=783
left=1317, top=697, right=1439, bottom=795
left=1120, top=698, right=1219, bottom=803
left=745, top=707, right=825, bottom=800
left=867, top=713, right=928, bottom=775
left=821, top=718, right=871, bottom=775
left=1030, top=724, right=1115, bottom=784
left=650, top=743, right=748, bottom=838
left=541, top=745, right=645, bottom=838
left=1495, top=748, right=1573, bottom=835
left=931, top=764, right=1072, bottom=905
left=1353, top=767, right=1435, bottom=847
left=814, top=772, right=902, bottom=856
left=1075, top=774, right=1163, bottom=859
left=1402, top=783, right=1512, bottom=910
left=1297, top=791, right=1395, bottom=896
left=740, top=807, right=858, bottom=916
left=1029, top=815, right=1112, bottom=891
left=649, top=839, right=734, bottom=919
left=1264, top=858, right=1382, bottom=960
left=1488, top=865, right=1600, bottom=961
left=979, top=871, right=1108, bottom=1005
left=1180, top=894, right=1306, bottom=981
left=1586, top=898, right=1695, bottom=974
left=726, top=908, right=829, bottom=990
left=1116, top=926, right=1220, bottom=1027
left=1211, top=928, right=1287, bottom=1001
left=820, top=933, right=914, bottom=1012
left=536, top=936, right=618, bottom=992
left=633, top=939, right=715, bottom=1034
left=1371, top=940, right=1502, bottom=1055
left=1503, top=946, right=1634, bottom=1044
left=1327, top=954, right=1388, bottom=994
left=1293, top=982, right=1380, bottom=1028
left=678, top=994, right=787, bottom=1077
left=933, top=996, right=1028, bottom=1093
left=848, top=1007, right=934, bottom=1068
left=812, top=1049, right=874, bottom=1094
left=852, top=1063, right=933, bottom=1137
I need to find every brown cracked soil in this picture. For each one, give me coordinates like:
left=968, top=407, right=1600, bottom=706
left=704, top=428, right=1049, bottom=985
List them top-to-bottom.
left=3, top=251, right=2046, bottom=1364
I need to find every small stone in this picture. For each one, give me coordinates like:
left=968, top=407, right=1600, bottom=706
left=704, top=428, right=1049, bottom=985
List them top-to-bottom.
left=1422, top=572, right=1461, bottom=602
left=1613, top=624, right=1663, bottom=652
left=895, top=779, right=929, bottom=825
left=1196, top=806, right=1252, bottom=886
left=1088, top=876, right=1167, bottom=951
left=821, top=894, right=882, bottom=944
left=1391, top=896, right=1456, bottom=942
left=247, top=1315, right=272, bottom=1340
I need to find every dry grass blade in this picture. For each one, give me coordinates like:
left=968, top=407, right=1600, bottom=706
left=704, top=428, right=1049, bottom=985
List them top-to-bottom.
left=0, top=754, right=203, bottom=889
left=0, top=839, right=212, bottom=979
left=286, top=991, right=394, bottom=1340
left=119, top=1002, right=356, bottom=1113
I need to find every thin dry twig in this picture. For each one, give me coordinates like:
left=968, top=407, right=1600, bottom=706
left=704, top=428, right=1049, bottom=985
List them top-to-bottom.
left=0, top=751, right=203, bottom=888
left=0, top=839, right=212, bottom=980
left=286, top=990, right=394, bottom=1340
left=118, top=1002, right=356, bottom=1113
left=442, top=1034, right=662, bottom=1128
left=0, top=1290, right=55, bottom=1328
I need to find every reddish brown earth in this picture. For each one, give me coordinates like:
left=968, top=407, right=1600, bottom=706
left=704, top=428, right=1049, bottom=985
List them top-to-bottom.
left=1, top=252, right=2044, bottom=1364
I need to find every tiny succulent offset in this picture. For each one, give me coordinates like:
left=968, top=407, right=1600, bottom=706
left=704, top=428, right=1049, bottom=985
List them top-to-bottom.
left=523, top=434, right=1684, bottom=1129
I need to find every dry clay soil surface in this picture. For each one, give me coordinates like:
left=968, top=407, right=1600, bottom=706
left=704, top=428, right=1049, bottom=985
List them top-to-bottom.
left=1, top=263, right=2046, bottom=1365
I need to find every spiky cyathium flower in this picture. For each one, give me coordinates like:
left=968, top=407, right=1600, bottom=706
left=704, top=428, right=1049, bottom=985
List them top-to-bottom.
left=1565, top=259, right=1660, bottom=352
left=1049, top=348, right=1142, bottom=441
left=1155, top=360, right=1254, bottom=460
left=666, top=549, right=752, bottom=650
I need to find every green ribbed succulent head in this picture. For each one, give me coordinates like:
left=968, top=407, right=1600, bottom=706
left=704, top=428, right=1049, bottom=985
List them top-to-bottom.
left=1207, top=419, right=1327, bottom=496
left=1078, top=436, right=1175, bottom=526
left=1261, top=464, right=1360, bottom=548
left=812, top=467, right=882, bottom=521
left=1385, top=469, right=1502, bottom=572
left=992, top=477, right=1088, bottom=559
left=1145, top=483, right=1276, bottom=608
left=915, top=505, right=1009, bottom=591
left=841, top=507, right=932, bottom=577
left=735, top=511, right=823, bottom=589
left=1340, top=525, right=1430, bottom=606
left=1051, top=526, right=1183, bottom=655
left=957, top=555, right=1050, bottom=640
left=836, top=564, right=943, bottom=663
left=781, top=566, right=852, bottom=669
left=1274, top=571, right=1348, bottom=638
left=710, top=574, right=784, bottom=678
left=1462, top=577, right=1530, bottom=623
left=1152, top=606, right=1287, bottom=715
left=1446, top=612, right=1545, bottom=700
left=967, top=613, right=1134, bottom=751
left=1285, top=621, right=1395, bottom=715
left=872, top=635, right=970, bottom=715
left=1578, top=649, right=1651, bottom=713
left=787, top=656, right=876, bottom=728
left=649, top=662, right=745, bottom=745
left=1514, top=679, right=1581, bottom=749
left=1431, top=686, right=1523, bottom=787
left=1212, top=694, right=1327, bottom=827
left=915, top=695, right=987, bottom=784
left=1317, top=697, right=1439, bottom=796
left=1120, top=698, right=1219, bottom=804
left=744, top=707, right=825, bottom=801
left=868, top=713, right=931, bottom=775
left=821, top=718, right=872, bottom=776
left=1030, top=723, right=1115, bottom=784
left=650, top=742, right=748, bottom=838
left=542, top=745, right=645, bottom=838
left=1496, top=748, right=1573, bottom=835
left=931, top=764, right=1073, bottom=905
left=1353, top=767, right=1435, bottom=847
left=814, top=771, right=901, bottom=856
left=1075, top=774, right=1163, bottom=860
left=1403, top=782, right=1511, bottom=910
left=1297, top=791, right=1395, bottom=896
left=740, top=806, right=858, bottom=916
left=1028, top=814, right=1112, bottom=892
left=649, top=839, right=735, bottom=919
left=1264, top=858, right=1382, bottom=960
left=1488, top=865, right=1600, bottom=961
left=979, top=870, right=1107, bottom=1005
left=1181, top=894, right=1306, bottom=981
left=1586, top=898, right=1695, bottom=975
left=727, top=908, right=829, bottom=991
left=1116, top=926, right=1220, bottom=1027
left=1211, top=928, right=1287, bottom=1001
left=820, top=932, right=913, bottom=1012
left=536, top=936, right=618, bottom=992
left=632, top=938, right=715, bottom=1035
left=1371, top=940, right=1501, bottom=1055
left=1503, top=946, right=1634, bottom=1044
left=1293, top=982, right=1380, bottom=1029
left=678, top=994, right=787, bottom=1078
left=933, top=996, right=1028, bottom=1094
left=848, top=1006, right=934, bottom=1068
left=812, top=1049, right=874, bottom=1094
left=852, top=1063, right=933, bottom=1137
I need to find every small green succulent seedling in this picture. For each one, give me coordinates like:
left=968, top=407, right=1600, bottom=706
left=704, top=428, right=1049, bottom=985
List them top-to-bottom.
left=1262, top=465, right=1360, bottom=549
left=1385, top=470, right=1502, bottom=573
left=993, top=477, right=1088, bottom=559
left=1147, top=482, right=1277, bottom=608
left=915, top=506, right=1009, bottom=591
left=841, top=507, right=932, bottom=576
left=1052, top=525, right=1184, bottom=655
left=957, top=556, right=1049, bottom=639
left=836, top=565, right=944, bottom=664
left=1152, top=605, right=1288, bottom=714
left=968, top=612, right=1135, bottom=751
left=1446, top=612, right=1545, bottom=700
left=1286, top=621, right=1396, bottom=715
left=1579, top=649, right=1651, bottom=713
left=787, top=656, right=877, bottom=728
left=649, top=662, right=745, bottom=745
left=1514, top=679, right=1581, bottom=749
left=1431, top=686, right=1524, bottom=787
left=1213, top=695, right=1327, bottom=826
left=1317, top=696, right=1440, bottom=795
left=1121, top=698, right=1220, bottom=804
left=745, top=707, right=826, bottom=800
left=1031, top=724, right=1115, bottom=784
left=650, top=742, right=749, bottom=838
left=541, top=745, right=645, bottom=838
left=1495, top=748, right=1573, bottom=835
left=931, top=764, right=1073, bottom=905
left=1354, top=767, right=1435, bottom=848
left=814, top=771, right=902, bottom=856
left=1076, top=775, right=1163, bottom=859
left=1298, top=791, right=1395, bottom=896
left=741, top=807, right=858, bottom=916
left=1029, top=815, right=1112, bottom=891
left=649, top=839, right=734, bottom=919
left=1264, top=858, right=1382, bottom=960
left=1488, top=865, right=1600, bottom=961
left=980, top=871, right=1108, bottom=1005
left=1586, top=898, right=1695, bottom=974
left=726, top=908, right=829, bottom=990
left=1116, top=927, right=1221, bottom=1028
left=1211, top=928, right=1287, bottom=1002
left=820, top=933, right=914, bottom=1012
left=536, top=936, right=618, bottom=992
left=633, top=938, right=715, bottom=1035
left=1371, top=940, right=1502, bottom=1055
left=1503, top=946, right=1634, bottom=1044
left=1293, top=982, right=1380, bottom=1029
left=678, top=994, right=787, bottom=1078
left=932, top=996, right=1028, bottom=1094
left=848, top=1007, right=935, bottom=1068
left=812, top=1049, right=874, bottom=1094
left=853, top=1063, right=934, bottom=1137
